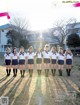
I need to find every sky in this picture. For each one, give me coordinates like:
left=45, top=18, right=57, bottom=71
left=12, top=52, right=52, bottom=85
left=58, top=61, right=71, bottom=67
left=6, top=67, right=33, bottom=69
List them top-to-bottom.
left=0, top=0, right=80, bottom=31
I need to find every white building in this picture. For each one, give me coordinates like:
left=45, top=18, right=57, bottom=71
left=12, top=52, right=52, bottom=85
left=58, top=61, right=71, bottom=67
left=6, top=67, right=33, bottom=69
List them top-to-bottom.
left=66, top=22, right=80, bottom=36
left=0, top=24, right=11, bottom=52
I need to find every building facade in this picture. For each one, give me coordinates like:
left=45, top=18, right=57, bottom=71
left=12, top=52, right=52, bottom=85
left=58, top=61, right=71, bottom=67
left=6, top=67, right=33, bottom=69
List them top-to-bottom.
left=0, top=24, right=11, bottom=52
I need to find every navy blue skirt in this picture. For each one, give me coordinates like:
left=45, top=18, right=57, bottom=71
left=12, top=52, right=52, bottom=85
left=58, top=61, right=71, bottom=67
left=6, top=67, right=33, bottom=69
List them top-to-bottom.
left=36, top=58, right=42, bottom=64
left=44, top=58, right=50, bottom=64
left=12, top=59, right=18, bottom=65
left=28, top=59, right=34, bottom=64
left=51, top=59, right=56, bottom=64
left=66, top=59, right=72, bottom=65
left=5, top=60, right=11, bottom=65
left=19, top=60, right=25, bottom=65
left=58, top=60, right=64, bottom=65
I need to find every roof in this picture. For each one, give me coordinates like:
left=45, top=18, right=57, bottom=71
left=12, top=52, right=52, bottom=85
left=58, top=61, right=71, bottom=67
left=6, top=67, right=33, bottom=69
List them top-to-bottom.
left=0, top=24, right=11, bottom=30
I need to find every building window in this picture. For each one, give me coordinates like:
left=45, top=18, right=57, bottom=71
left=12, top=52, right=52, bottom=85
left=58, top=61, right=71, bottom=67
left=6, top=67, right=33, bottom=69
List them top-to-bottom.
left=2, top=30, right=4, bottom=32
left=2, top=45, right=3, bottom=48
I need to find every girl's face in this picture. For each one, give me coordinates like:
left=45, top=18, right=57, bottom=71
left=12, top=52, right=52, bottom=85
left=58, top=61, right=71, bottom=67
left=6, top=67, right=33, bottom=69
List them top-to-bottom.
left=45, top=46, right=48, bottom=51
left=14, top=48, right=17, bottom=52
left=21, top=48, right=24, bottom=52
left=29, top=48, right=32, bottom=52
left=38, top=48, right=41, bottom=52
left=52, top=48, right=55, bottom=52
left=6, top=49, right=10, bottom=53
left=60, top=49, right=63, bottom=53
left=67, top=49, right=71, bottom=53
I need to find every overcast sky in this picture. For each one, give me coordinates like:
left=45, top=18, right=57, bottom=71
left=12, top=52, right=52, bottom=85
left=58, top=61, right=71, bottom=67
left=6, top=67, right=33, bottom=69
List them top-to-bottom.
left=0, top=0, right=80, bottom=31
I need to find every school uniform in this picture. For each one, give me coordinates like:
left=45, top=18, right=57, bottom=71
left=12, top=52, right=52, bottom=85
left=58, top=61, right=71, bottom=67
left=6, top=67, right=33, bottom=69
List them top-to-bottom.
left=42, top=50, right=51, bottom=77
left=42, top=51, right=51, bottom=63
left=4, top=52, right=12, bottom=76
left=18, top=52, right=27, bottom=65
left=27, top=52, right=35, bottom=64
left=36, top=52, right=42, bottom=64
left=50, top=52, right=58, bottom=76
left=51, top=52, right=58, bottom=64
left=4, top=53, right=12, bottom=65
left=11, top=53, right=18, bottom=65
left=57, top=53, right=65, bottom=65
left=57, top=53, right=65, bottom=76
left=65, top=54, right=73, bottom=65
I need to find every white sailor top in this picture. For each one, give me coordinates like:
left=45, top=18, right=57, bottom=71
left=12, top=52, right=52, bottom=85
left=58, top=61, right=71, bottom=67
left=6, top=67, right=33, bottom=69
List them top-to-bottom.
left=42, top=51, right=51, bottom=59
left=11, top=52, right=18, bottom=60
left=18, top=52, right=27, bottom=60
left=27, top=52, right=35, bottom=59
left=36, top=52, right=42, bottom=58
left=50, top=52, right=58, bottom=59
left=4, top=53, right=12, bottom=60
left=57, top=53, right=65, bottom=60
left=65, top=53, right=73, bottom=59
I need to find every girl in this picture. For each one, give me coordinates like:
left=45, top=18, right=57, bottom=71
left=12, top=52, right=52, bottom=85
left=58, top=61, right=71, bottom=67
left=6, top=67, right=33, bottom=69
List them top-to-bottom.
left=42, top=44, right=51, bottom=77
left=18, top=46, right=27, bottom=77
left=27, top=46, right=35, bottom=77
left=4, top=47, right=12, bottom=76
left=11, top=47, right=18, bottom=77
left=36, top=47, right=42, bottom=76
left=51, top=47, right=58, bottom=76
left=57, top=48, right=65, bottom=76
left=65, top=48, right=73, bottom=76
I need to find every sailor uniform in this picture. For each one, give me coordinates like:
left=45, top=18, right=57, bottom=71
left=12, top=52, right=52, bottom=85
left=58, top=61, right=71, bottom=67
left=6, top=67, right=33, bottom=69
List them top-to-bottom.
left=42, top=51, right=51, bottom=63
left=4, top=52, right=12, bottom=76
left=18, top=52, right=27, bottom=64
left=27, top=52, right=35, bottom=64
left=36, top=52, right=42, bottom=64
left=51, top=52, right=58, bottom=64
left=4, top=53, right=12, bottom=65
left=11, top=53, right=18, bottom=65
left=57, top=53, right=65, bottom=65
left=65, top=53, right=73, bottom=76
left=65, top=54, right=73, bottom=65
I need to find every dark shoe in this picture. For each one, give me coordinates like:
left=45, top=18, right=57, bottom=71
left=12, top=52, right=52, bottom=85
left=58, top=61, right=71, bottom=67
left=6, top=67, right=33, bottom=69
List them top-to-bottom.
left=8, top=69, right=11, bottom=76
left=16, top=69, right=17, bottom=76
left=51, top=69, right=53, bottom=75
left=66, top=69, right=69, bottom=76
left=68, top=69, right=71, bottom=76
left=20, top=70, right=23, bottom=77
left=23, top=70, right=25, bottom=77
left=59, top=70, right=62, bottom=76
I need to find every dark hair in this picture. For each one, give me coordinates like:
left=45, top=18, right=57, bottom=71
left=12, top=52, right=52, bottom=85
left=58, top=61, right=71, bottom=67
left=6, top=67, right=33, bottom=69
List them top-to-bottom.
left=12, top=47, right=17, bottom=53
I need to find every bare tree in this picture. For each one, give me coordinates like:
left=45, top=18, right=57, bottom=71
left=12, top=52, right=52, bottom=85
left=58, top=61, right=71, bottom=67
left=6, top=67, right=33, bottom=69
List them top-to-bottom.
left=7, top=17, right=30, bottom=48
left=10, top=17, right=29, bottom=36
left=52, top=18, right=77, bottom=47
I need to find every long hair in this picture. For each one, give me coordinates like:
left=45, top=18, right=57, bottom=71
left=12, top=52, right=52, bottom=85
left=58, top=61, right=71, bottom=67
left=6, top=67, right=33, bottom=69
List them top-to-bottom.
left=20, top=46, right=24, bottom=53
left=51, top=46, right=56, bottom=54
left=6, top=47, right=10, bottom=53
left=12, top=47, right=17, bottom=53
left=59, top=48, right=64, bottom=56
left=65, top=48, right=72, bottom=56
